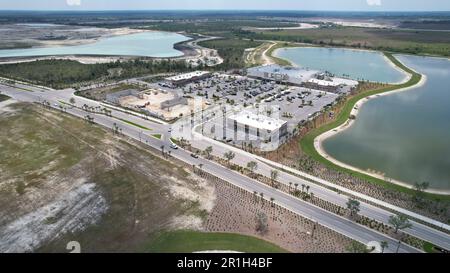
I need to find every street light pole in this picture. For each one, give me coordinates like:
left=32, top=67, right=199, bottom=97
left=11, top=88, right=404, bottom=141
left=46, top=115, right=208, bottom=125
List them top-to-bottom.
left=396, top=240, right=401, bottom=253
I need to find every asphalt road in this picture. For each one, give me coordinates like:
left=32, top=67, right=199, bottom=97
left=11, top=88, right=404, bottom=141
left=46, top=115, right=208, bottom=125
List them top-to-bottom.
left=0, top=82, right=431, bottom=253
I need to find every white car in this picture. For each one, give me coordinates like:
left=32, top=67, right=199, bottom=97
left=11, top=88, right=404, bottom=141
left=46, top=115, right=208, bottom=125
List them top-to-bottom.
left=170, top=143, right=178, bottom=149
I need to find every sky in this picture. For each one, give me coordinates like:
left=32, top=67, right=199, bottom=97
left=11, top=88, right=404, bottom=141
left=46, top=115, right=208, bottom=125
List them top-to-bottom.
left=0, top=0, right=449, bottom=11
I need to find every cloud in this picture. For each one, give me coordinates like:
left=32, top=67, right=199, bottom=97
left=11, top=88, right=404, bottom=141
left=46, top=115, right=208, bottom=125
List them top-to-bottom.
left=66, top=0, right=81, bottom=6
left=366, top=0, right=382, bottom=6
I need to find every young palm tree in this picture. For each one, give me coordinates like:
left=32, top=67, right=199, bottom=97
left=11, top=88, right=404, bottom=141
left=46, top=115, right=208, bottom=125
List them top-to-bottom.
left=204, top=146, right=213, bottom=159
left=224, top=151, right=235, bottom=166
left=247, top=161, right=258, bottom=176
left=270, top=170, right=278, bottom=187
left=346, top=198, right=360, bottom=218
left=389, top=214, right=412, bottom=234
left=380, top=241, right=389, bottom=253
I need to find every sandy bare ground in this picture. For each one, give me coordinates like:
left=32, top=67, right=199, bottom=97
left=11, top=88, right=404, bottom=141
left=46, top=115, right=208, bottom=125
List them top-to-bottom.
left=254, top=23, right=319, bottom=30
left=0, top=103, right=217, bottom=252
left=0, top=183, right=107, bottom=253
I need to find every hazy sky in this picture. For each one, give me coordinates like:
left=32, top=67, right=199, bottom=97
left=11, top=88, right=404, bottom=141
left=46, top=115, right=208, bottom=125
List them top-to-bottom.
left=0, top=0, right=449, bottom=11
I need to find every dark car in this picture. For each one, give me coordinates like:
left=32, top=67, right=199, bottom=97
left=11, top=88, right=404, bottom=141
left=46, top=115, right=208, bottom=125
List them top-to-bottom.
left=190, top=153, right=199, bottom=159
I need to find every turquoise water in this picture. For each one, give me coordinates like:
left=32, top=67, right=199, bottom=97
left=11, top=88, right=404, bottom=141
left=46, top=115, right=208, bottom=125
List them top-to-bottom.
left=0, top=31, right=189, bottom=58
left=275, top=47, right=406, bottom=83
left=323, top=55, right=450, bottom=191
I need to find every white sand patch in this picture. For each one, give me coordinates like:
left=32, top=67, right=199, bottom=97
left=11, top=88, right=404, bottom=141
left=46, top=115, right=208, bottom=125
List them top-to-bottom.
left=0, top=99, right=17, bottom=114
left=166, top=174, right=216, bottom=212
left=0, top=183, right=108, bottom=253
left=170, top=215, right=204, bottom=231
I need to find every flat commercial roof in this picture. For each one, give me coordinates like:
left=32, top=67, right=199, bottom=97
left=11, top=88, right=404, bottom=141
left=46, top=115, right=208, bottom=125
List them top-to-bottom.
left=247, top=64, right=319, bottom=81
left=165, top=71, right=210, bottom=82
left=308, top=78, right=359, bottom=87
left=228, top=110, right=287, bottom=131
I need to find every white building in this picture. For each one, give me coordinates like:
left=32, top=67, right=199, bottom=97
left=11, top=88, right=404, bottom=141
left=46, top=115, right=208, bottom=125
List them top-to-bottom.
left=247, top=64, right=319, bottom=85
left=165, top=71, right=211, bottom=87
left=227, top=110, right=287, bottom=144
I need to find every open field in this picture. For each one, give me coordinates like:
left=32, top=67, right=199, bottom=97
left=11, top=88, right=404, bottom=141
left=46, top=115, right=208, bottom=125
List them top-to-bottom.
left=244, top=27, right=450, bottom=57
left=0, top=102, right=216, bottom=252
left=145, top=230, right=287, bottom=253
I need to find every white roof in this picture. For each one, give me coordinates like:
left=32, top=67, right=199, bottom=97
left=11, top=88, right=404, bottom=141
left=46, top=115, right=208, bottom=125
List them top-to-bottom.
left=165, top=71, right=210, bottom=82
left=308, top=77, right=358, bottom=87
left=308, top=78, right=341, bottom=87
left=228, top=111, right=286, bottom=131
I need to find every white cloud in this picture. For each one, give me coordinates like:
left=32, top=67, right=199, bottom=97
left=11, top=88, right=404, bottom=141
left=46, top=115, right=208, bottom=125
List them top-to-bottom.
left=66, top=0, right=81, bottom=6
left=366, top=0, right=382, bottom=6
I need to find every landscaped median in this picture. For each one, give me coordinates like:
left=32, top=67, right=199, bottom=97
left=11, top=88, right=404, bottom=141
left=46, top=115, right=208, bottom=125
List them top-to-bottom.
left=298, top=52, right=449, bottom=200
left=0, top=93, right=11, bottom=102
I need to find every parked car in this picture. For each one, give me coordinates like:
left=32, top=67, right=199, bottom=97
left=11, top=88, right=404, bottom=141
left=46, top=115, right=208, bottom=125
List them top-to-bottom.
left=190, top=153, right=199, bottom=159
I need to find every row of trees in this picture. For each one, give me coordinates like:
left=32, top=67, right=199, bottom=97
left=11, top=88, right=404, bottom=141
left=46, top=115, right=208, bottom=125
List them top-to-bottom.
left=0, top=59, right=195, bottom=89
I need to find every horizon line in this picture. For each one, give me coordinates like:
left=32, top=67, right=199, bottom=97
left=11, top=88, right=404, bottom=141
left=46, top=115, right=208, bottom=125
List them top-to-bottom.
left=0, top=9, right=449, bottom=13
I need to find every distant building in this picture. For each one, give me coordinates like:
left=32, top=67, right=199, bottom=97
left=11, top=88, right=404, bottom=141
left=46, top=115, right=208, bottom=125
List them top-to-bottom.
left=247, top=64, right=319, bottom=86
left=248, top=64, right=358, bottom=93
left=165, top=71, right=212, bottom=87
left=304, top=78, right=358, bottom=93
left=105, top=89, right=141, bottom=104
left=227, top=110, right=287, bottom=143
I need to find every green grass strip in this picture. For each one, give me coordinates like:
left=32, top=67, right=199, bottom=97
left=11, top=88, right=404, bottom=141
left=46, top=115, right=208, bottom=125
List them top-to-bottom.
left=115, top=117, right=152, bottom=131
left=144, top=230, right=288, bottom=253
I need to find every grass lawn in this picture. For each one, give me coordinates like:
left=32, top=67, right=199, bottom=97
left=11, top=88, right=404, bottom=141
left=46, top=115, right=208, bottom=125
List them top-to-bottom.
left=298, top=52, right=450, bottom=201
left=0, top=94, right=11, bottom=102
left=115, top=117, right=151, bottom=131
left=152, top=134, right=162, bottom=139
left=144, top=230, right=288, bottom=253
left=423, top=242, right=439, bottom=253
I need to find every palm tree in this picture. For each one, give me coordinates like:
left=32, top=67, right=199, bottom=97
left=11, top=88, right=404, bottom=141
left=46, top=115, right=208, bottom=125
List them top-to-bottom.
left=160, top=145, right=165, bottom=155
left=204, top=146, right=213, bottom=159
left=224, top=151, right=235, bottom=166
left=247, top=161, right=258, bottom=177
left=270, top=170, right=278, bottom=187
left=289, top=182, right=292, bottom=193
left=301, top=184, right=305, bottom=193
left=306, top=185, right=310, bottom=194
left=270, top=197, right=275, bottom=207
left=346, top=198, right=360, bottom=218
left=389, top=214, right=412, bottom=234
left=380, top=241, right=388, bottom=253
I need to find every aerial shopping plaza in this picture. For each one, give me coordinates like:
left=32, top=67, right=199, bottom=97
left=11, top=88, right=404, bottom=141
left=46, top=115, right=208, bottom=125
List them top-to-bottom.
left=0, top=4, right=449, bottom=257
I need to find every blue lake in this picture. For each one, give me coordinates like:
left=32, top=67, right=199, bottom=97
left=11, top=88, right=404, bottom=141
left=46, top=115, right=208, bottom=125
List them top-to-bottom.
left=0, top=31, right=190, bottom=58
left=275, top=47, right=406, bottom=84
left=322, top=55, right=450, bottom=191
